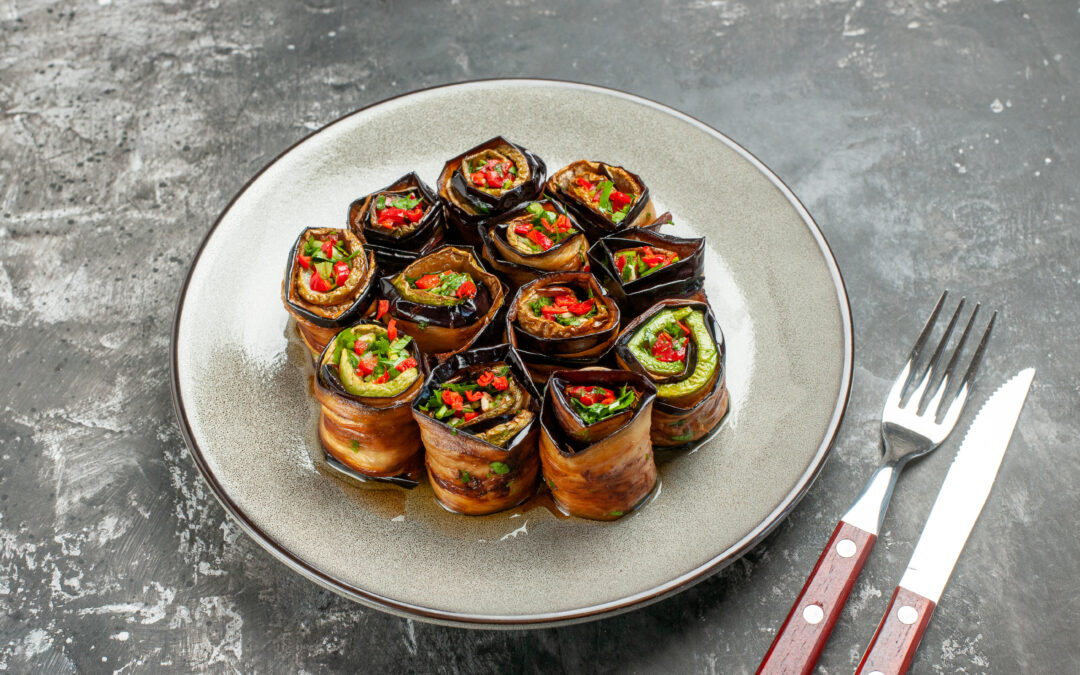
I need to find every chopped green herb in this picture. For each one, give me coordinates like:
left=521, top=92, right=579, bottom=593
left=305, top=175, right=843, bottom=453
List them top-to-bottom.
left=597, top=180, right=614, bottom=213
left=376, top=195, right=386, bottom=210
left=570, top=384, right=637, bottom=425
left=671, top=431, right=695, bottom=442
left=350, top=439, right=360, bottom=452
left=489, top=461, right=510, bottom=475
left=459, top=470, right=471, bottom=484
left=608, top=510, right=624, bottom=517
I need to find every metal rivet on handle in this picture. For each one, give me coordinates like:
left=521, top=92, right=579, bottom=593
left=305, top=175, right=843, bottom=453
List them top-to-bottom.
left=836, top=538, right=856, bottom=558
left=802, top=604, right=824, bottom=625
left=898, top=605, right=919, bottom=624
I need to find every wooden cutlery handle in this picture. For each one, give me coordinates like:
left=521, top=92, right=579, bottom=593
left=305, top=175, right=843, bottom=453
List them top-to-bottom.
left=757, top=521, right=876, bottom=675
left=854, top=586, right=935, bottom=675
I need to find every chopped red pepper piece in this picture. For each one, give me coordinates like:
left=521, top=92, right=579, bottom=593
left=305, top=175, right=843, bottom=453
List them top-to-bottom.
left=485, top=170, right=506, bottom=188
left=470, top=172, right=486, bottom=187
left=575, top=177, right=594, bottom=191
left=609, top=191, right=633, bottom=208
left=404, top=206, right=423, bottom=223
left=554, top=214, right=570, bottom=232
left=514, top=222, right=532, bottom=235
left=526, top=228, right=553, bottom=251
left=321, top=239, right=335, bottom=257
left=297, top=254, right=311, bottom=270
left=615, top=254, right=629, bottom=272
left=642, top=255, right=666, bottom=267
left=333, top=261, right=350, bottom=286
left=582, top=263, right=590, bottom=273
left=309, top=270, right=332, bottom=292
left=415, top=274, right=441, bottom=289
left=456, top=279, right=477, bottom=299
left=554, top=294, right=575, bottom=306
left=376, top=299, right=389, bottom=320
left=566, top=299, right=595, bottom=315
left=541, top=304, right=562, bottom=318
left=387, top=319, right=397, bottom=342
left=677, top=321, right=691, bottom=336
left=651, top=331, right=687, bottom=362
left=354, top=339, right=367, bottom=356
left=356, top=354, right=377, bottom=376
left=395, top=356, right=417, bottom=372
left=371, top=369, right=390, bottom=384
left=476, top=371, right=494, bottom=387
left=491, top=376, right=509, bottom=391
left=442, top=389, right=464, bottom=409
left=465, top=389, right=484, bottom=402
left=463, top=411, right=479, bottom=421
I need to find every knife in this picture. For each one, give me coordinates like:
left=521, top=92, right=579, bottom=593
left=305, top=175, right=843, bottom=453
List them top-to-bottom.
left=854, top=367, right=1035, bottom=675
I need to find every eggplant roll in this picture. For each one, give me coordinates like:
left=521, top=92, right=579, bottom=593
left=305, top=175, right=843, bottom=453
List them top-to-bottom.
left=437, top=136, right=546, bottom=248
left=545, top=159, right=658, bottom=241
left=347, top=172, right=445, bottom=274
left=478, top=198, right=589, bottom=288
left=586, top=218, right=707, bottom=317
left=282, top=227, right=379, bottom=357
left=378, top=246, right=506, bottom=359
left=505, top=272, right=620, bottom=385
left=615, top=299, right=728, bottom=447
left=314, top=321, right=426, bottom=481
left=411, top=344, right=541, bottom=515
left=539, top=369, right=658, bottom=520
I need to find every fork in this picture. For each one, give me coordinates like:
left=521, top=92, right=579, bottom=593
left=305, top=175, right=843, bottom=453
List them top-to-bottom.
left=756, top=291, right=995, bottom=675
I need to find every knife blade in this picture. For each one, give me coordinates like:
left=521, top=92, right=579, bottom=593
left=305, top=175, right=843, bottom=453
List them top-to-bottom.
left=855, top=367, right=1035, bottom=675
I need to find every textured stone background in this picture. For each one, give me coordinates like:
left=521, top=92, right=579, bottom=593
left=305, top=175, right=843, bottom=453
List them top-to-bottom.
left=2, top=0, right=1078, bottom=672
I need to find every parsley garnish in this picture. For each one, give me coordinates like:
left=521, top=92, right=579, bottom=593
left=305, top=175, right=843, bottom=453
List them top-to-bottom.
left=569, top=384, right=637, bottom=425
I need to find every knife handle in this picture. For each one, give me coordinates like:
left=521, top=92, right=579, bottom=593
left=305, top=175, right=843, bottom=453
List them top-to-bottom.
left=757, top=521, right=876, bottom=675
left=854, top=586, right=936, bottom=675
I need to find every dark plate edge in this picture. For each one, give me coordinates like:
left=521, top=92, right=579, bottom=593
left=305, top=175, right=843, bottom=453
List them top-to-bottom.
left=169, top=77, right=854, bottom=629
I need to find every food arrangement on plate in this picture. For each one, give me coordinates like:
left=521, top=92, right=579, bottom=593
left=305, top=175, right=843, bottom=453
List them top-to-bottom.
left=280, top=136, right=730, bottom=520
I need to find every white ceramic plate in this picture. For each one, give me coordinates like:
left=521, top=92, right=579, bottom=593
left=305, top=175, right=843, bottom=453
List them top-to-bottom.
left=171, top=80, right=852, bottom=627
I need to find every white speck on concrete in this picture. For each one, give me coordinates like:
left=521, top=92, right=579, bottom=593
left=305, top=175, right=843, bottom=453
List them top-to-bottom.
left=990, top=98, right=1004, bottom=113
left=110, top=631, right=130, bottom=642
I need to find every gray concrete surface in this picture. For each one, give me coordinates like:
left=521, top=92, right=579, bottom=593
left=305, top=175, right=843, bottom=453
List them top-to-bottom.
left=1, top=0, right=1077, bottom=672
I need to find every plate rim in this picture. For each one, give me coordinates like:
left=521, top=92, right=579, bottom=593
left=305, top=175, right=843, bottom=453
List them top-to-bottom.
left=170, top=77, right=854, bottom=628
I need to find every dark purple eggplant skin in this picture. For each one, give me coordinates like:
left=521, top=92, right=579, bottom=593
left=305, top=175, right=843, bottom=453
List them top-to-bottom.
left=437, top=136, right=547, bottom=247
left=348, top=172, right=446, bottom=275
left=586, top=219, right=707, bottom=317
left=282, top=227, right=380, bottom=329
left=378, top=245, right=495, bottom=329
left=613, top=299, right=726, bottom=416
left=412, top=343, right=542, bottom=445
left=540, top=369, right=657, bottom=456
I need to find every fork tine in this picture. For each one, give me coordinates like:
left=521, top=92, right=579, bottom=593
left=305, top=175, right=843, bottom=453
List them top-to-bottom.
left=902, top=290, right=948, bottom=393
left=910, top=298, right=966, bottom=409
left=931, top=303, right=980, bottom=410
left=939, top=310, right=997, bottom=430
left=957, top=310, right=996, bottom=395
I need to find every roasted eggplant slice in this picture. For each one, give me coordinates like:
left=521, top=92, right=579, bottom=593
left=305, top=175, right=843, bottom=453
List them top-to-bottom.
left=437, top=136, right=546, bottom=248
left=545, top=159, right=658, bottom=241
left=347, top=172, right=445, bottom=274
left=478, top=198, right=589, bottom=288
left=587, top=218, right=707, bottom=316
left=282, top=227, right=379, bottom=357
left=378, top=245, right=506, bottom=360
left=505, top=272, right=620, bottom=385
left=615, top=299, right=728, bottom=447
left=314, top=321, right=426, bottom=484
left=412, top=344, right=541, bottom=515
left=539, top=369, right=658, bottom=520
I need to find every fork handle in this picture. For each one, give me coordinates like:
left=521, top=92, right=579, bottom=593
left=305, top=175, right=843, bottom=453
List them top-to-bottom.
left=756, top=520, right=876, bottom=675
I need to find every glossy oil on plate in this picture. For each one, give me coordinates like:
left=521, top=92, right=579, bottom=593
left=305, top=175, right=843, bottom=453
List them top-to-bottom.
left=171, top=80, right=852, bottom=627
